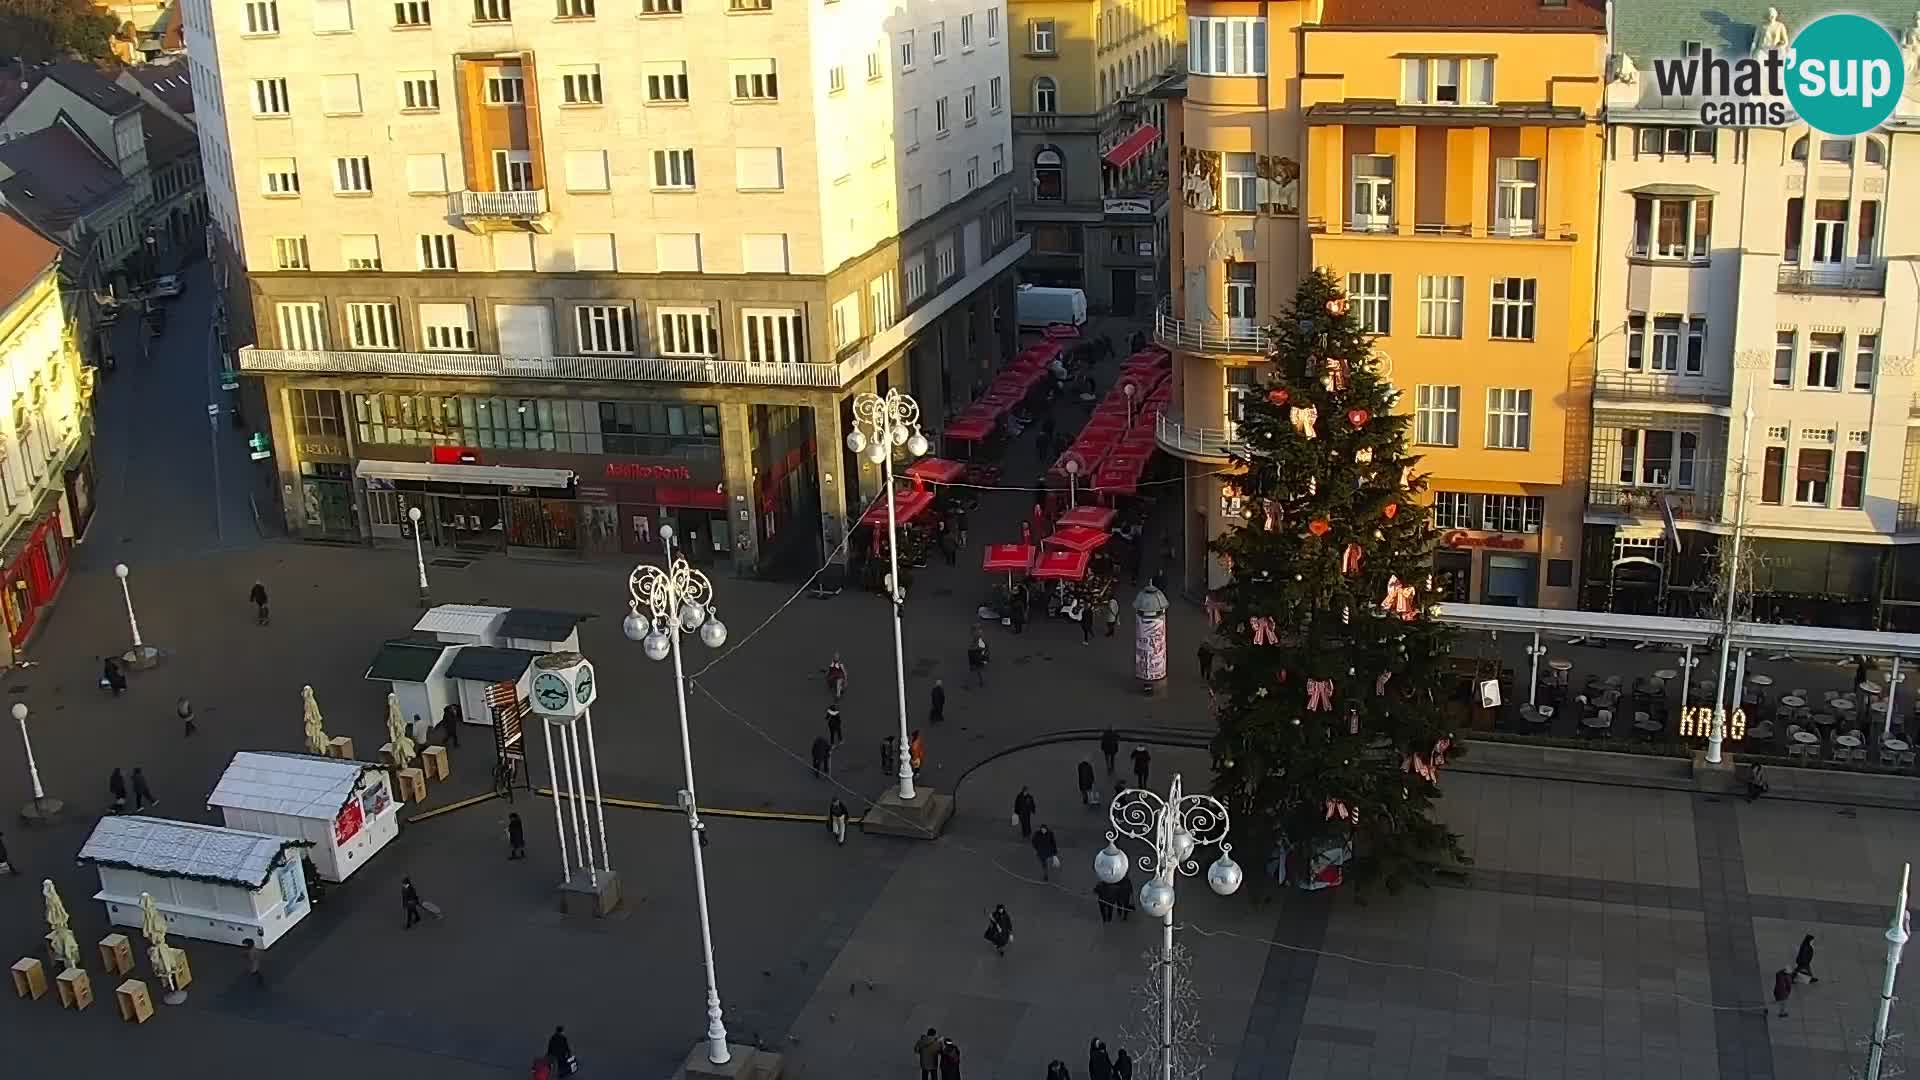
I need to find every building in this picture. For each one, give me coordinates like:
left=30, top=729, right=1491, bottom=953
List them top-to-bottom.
left=103, top=0, right=187, bottom=63
left=187, top=0, right=1028, bottom=573
left=1009, top=0, right=1181, bottom=315
left=1158, top=0, right=1605, bottom=609
left=1590, top=4, right=1920, bottom=629
left=117, top=58, right=199, bottom=131
left=0, top=213, right=98, bottom=662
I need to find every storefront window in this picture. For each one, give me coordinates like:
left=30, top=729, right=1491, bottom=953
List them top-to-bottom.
left=351, top=393, right=722, bottom=458
left=1482, top=553, right=1538, bottom=607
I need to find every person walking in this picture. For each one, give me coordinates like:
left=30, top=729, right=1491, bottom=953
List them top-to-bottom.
left=956, top=507, right=969, bottom=548
left=939, top=528, right=959, bottom=567
left=249, top=581, right=270, bottom=625
left=1009, top=586, right=1028, bottom=636
left=1103, top=595, right=1119, bottom=637
left=1079, top=602, right=1095, bottom=645
left=967, top=630, right=989, bottom=687
left=1198, top=642, right=1215, bottom=682
left=826, top=654, right=848, bottom=701
left=101, top=657, right=126, bottom=697
left=929, top=679, right=946, bottom=725
left=177, top=696, right=196, bottom=737
left=826, top=704, right=844, bottom=747
left=1100, top=727, right=1120, bottom=775
left=909, top=729, right=926, bottom=774
left=810, top=734, right=833, bottom=779
left=1131, top=745, right=1152, bottom=790
left=1077, top=760, right=1097, bottom=808
left=1745, top=763, right=1769, bottom=803
left=130, top=767, right=155, bottom=810
left=108, top=768, right=128, bottom=814
left=1012, top=786, right=1036, bottom=838
left=828, top=798, right=849, bottom=846
left=507, top=812, right=526, bottom=860
left=1032, top=824, right=1059, bottom=880
left=0, top=830, right=13, bottom=875
left=1116, top=872, right=1134, bottom=921
left=401, top=876, right=424, bottom=929
left=1095, top=881, right=1115, bottom=924
left=984, top=905, right=1013, bottom=956
left=1794, top=934, right=1819, bottom=983
left=244, top=937, right=266, bottom=987
left=1773, top=968, right=1794, bottom=1016
left=547, top=1026, right=576, bottom=1076
left=915, top=1029, right=942, bottom=1080
left=938, top=1037, right=962, bottom=1080
left=1089, top=1039, right=1112, bottom=1080
left=1113, top=1049, right=1133, bottom=1080
left=1047, top=1061, right=1072, bottom=1080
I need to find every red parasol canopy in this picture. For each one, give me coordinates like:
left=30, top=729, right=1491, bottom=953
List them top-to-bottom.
left=944, top=415, right=995, bottom=442
left=906, top=457, right=966, bottom=484
left=860, top=489, right=934, bottom=527
left=1057, top=506, right=1116, bottom=530
left=1045, top=525, right=1111, bottom=553
left=981, top=543, right=1034, bottom=572
left=1030, top=548, right=1091, bottom=580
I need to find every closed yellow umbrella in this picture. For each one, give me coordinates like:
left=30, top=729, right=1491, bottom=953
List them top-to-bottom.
left=302, top=685, right=329, bottom=755
left=385, top=693, right=416, bottom=771
left=42, top=878, right=68, bottom=933
left=42, top=879, right=78, bottom=972
left=140, top=892, right=184, bottom=1001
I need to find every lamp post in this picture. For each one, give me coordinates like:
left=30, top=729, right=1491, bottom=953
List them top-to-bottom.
left=1123, top=381, right=1138, bottom=427
left=845, top=389, right=930, bottom=803
left=1708, top=389, right=1756, bottom=765
left=1064, top=456, right=1082, bottom=509
left=407, top=506, right=429, bottom=606
left=624, top=527, right=735, bottom=1068
left=114, top=563, right=158, bottom=669
left=12, top=703, right=60, bottom=823
left=1094, top=774, right=1241, bottom=1080
left=1865, top=863, right=1911, bottom=1080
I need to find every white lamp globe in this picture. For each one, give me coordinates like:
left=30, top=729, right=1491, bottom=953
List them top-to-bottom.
left=891, top=424, right=909, bottom=447
left=845, top=429, right=867, bottom=455
left=907, top=431, right=930, bottom=457
left=865, top=441, right=889, bottom=465
left=408, top=505, right=422, bottom=523
left=115, top=563, right=129, bottom=579
left=679, top=601, right=707, bottom=631
left=622, top=611, right=651, bottom=641
left=699, top=618, right=728, bottom=649
left=642, top=630, right=672, bottom=661
left=10, top=703, right=24, bottom=722
left=1169, top=827, right=1196, bottom=866
left=1093, top=841, right=1129, bottom=885
left=1207, top=852, right=1244, bottom=896
left=1139, top=878, right=1176, bottom=919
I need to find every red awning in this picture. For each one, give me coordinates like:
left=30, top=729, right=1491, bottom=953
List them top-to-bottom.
left=1103, top=124, right=1162, bottom=170
left=944, top=416, right=995, bottom=442
left=906, top=457, right=966, bottom=484
left=860, top=489, right=934, bottom=527
left=1057, top=506, right=1116, bottom=530
left=1045, top=525, right=1111, bottom=553
left=982, top=543, right=1035, bottom=573
left=1031, top=548, right=1091, bottom=581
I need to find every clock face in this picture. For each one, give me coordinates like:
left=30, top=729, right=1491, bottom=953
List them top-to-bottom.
left=575, top=663, right=595, bottom=704
left=532, top=672, right=571, bottom=712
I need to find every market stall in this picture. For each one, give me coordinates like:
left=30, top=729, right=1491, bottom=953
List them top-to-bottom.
left=363, top=639, right=453, bottom=745
left=207, top=752, right=400, bottom=884
left=79, top=816, right=312, bottom=948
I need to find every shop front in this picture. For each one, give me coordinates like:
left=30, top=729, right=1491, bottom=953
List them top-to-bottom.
left=61, top=446, right=97, bottom=541
left=0, top=494, right=71, bottom=652
left=1436, top=530, right=1541, bottom=608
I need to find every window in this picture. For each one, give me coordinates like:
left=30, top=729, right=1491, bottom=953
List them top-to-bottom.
left=244, top=0, right=279, bottom=33
left=312, top=0, right=353, bottom=32
left=394, top=0, right=429, bottom=24
left=473, top=0, right=509, bottom=20
left=556, top=0, right=592, bottom=15
left=641, top=0, right=681, bottom=11
left=727, top=0, right=770, bottom=9
left=987, top=5, right=999, bottom=41
left=960, top=13, right=973, bottom=49
left=1187, top=16, right=1266, bottom=76
left=1029, top=18, right=1054, bottom=54
left=931, top=21, right=945, bottom=60
left=899, top=30, right=916, bottom=69
left=867, top=50, right=883, bottom=81
left=1400, top=57, right=1492, bottom=105
left=731, top=59, right=778, bottom=101
left=645, top=62, right=689, bottom=103
left=561, top=65, right=603, bottom=105
left=828, top=65, right=845, bottom=94
left=486, top=67, right=525, bottom=105
left=400, top=72, right=439, bottom=110
left=320, top=73, right=361, bottom=114
left=989, top=75, right=1003, bottom=112
left=1033, top=76, right=1057, bottom=113
left=252, top=78, right=290, bottom=116
left=963, top=87, right=976, bottom=124
left=935, top=96, right=950, bottom=135
left=903, top=107, right=920, bottom=150
left=1635, top=125, right=1716, bottom=157
left=1866, top=137, right=1887, bottom=164
left=1819, top=138, right=1852, bottom=162
left=991, top=143, right=1005, bottom=177
left=1032, top=146, right=1064, bottom=199
left=735, top=147, right=783, bottom=191
left=651, top=148, right=695, bottom=189
left=492, top=150, right=533, bottom=190
left=563, top=150, right=609, bottom=192
left=405, top=153, right=447, bottom=193
left=1222, top=153, right=1256, bottom=212
left=965, top=155, right=979, bottom=191
left=1350, top=155, right=1393, bottom=229
left=333, top=156, right=372, bottom=193
left=261, top=157, right=300, bottom=195
left=1494, top=158, right=1537, bottom=235
left=907, top=184, right=923, bottom=220
left=1632, top=196, right=1712, bottom=260
left=1784, top=197, right=1803, bottom=262
left=1811, top=199, right=1848, bottom=264
left=1857, top=200, right=1880, bottom=265
left=490, top=232, right=534, bottom=271
left=419, top=233, right=458, bottom=269
left=573, top=233, right=616, bottom=271
left=655, top=233, right=701, bottom=272
left=741, top=233, right=788, bottom=273
left=341, top=234, right=382, bottom=269
left=272, top=236, right=309, bottom=270
left=934, top=237, right=956, bottom=280
left=904, top=254, right=927, bottom=301
left=1225, top=263, right=1255, bottom=332
left=869, top=272, right=897, bottom=331
left=1346, top=273, right=1390, bottom=335
left=1417, top=275, right=1462, bottom=338
left=1489, top=278, right=1535, bottom=340
left=831, top=294, right=861, bottom=349
left=277, top=302, right=326, bottom=350
left=346, top=302, right=400, bottom=349
left=420, top=304, right=475, bottom=351
left=575, top=305, right=634, bottom=354
left=656, top=307, right=718, bottom=356
left=742, top=309, right=805, bottom=364
left=1644, top=315, right=1681, bottom=373
left=1685, top=317, right=1706, bottom=374
left=1762, top=330, right=1793, bottom=387
left=1806, top=331, right=1842, bottom=388
left=1855, top=333, right=1877, bottom=391
left=1414, top=385, right=1460, bottom=446
left=1485, top=388, right=1531, bottom=450
left=594, top=401, right=722, bottom=456
left=1616, top=429, right=1693, bottom=487
left=1761, top=445, right=1786, bottom=504
left=1795, top=448, right=1832, bottom=504
left=1841, top=450, right=1867, bottom=508
left=1431, top=492, right=1473, bottom=529
left=1481, top=495, right=1543, bottom=534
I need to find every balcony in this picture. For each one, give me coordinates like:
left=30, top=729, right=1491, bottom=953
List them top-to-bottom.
left=1014, top=97, right=1141, bottom=137
left=447, top=189, right=551, bottom=234
left=1306, top=218, right=1578, bottom=241
left=1777, top=263, right=1888, bottom=295
left=1154, top=301, right=1267, bottom=356
left=240, top=347, right=854, bottom=388
left=1591, top=374, right=1732, bottom=412
left=1154, top=411, right=1240, bottom=461
left=1587, top=484, right=1725, bottom=524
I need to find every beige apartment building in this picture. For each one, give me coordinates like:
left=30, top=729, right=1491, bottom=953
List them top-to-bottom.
left=186, top=0, right=1027, bottom=573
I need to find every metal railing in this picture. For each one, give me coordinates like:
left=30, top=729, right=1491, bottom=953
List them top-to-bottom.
left=1013, top=97, right=1141, bottom=135
left=448, top=189, right=549, bottom=219
left=1307, top=217, right=1576, bottom=241
left=1777, top=263, right=1888, bottom=294
left=1153, top=301, right=1267, bottom=355
left=238, top=347, right=853, bottom=388
left=1591, top=373, right=1733, bottom=408
left=1154, top=413, right=1241, bottom=459
left=1586, top=483, right=1726, bottom=523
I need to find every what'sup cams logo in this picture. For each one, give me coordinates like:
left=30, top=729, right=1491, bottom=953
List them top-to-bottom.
left=1647, top=9, right=1907, bottom=135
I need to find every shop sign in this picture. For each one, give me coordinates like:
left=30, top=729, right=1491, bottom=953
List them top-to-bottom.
left=1104, top=197, right=1153, bottom=216
left=300, top=436, right=349, bottom=461
left=605, top=462, right=692, bottom=482
left=1442, top=530, right=1528, bottom=551
left=1678, top=705, right=1746, bottom=741
left=333, top=798, right=364, bottom=846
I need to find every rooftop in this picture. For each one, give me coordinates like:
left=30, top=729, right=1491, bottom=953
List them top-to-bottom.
left=1320, top=0, right=1604, bottom=30
left=1613, top=2, right=1912, bottom=68
left=125, top=60, right=193, bottom=116
left=41, top=61, right=142, bottom=117
left=140, top=104, right=195, bottom=163
left=0, top=121, right=129, bottom=236
left=0, top=213, right=59, bottom=314
left=414, top=603, right=509, bottom=639
left=499, top=608, right=591, bottom=643
left=365, top=639, right=448, bottom=683
left=446, top=645, right=541, bottom=683
left=208, top=751, right=380, bottom=819
left=79, top=815, right=307, bottom=889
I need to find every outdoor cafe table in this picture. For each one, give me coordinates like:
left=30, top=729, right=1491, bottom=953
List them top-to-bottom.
left=1548, top=659, right=1574, bottom=672
left=1654, top=668, right=1678, bottom=681
left=1749, top=674, right=1774, bottom=688
left=1781, top=695, right=1807, bottom=709
left=1832, top=697, right=1856, bottom=712
left=1812, top=713, right=1838, bottom=732
left=1792, top=730, right=1821, bottom=745
left=1835, top=734, right=1863, bottom=749
left=1885, top=738, right=1911, bottom=753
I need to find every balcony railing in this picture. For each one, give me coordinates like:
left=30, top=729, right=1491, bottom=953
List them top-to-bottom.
left=1013, top=97, right=1141, bottom=136
left=448, top=189, right=549, bottom=219
left=1306, top=217, right=1577, bottom=241
left=1777, top=263, right=1887, bottom=294
left=1154, top=301, right=1267, bottom=355
left=239, top=347, right=854, bottom=388
left=1591, top=373, right=1733, bottom=408
left=1155, top=412, right=1241, bottom=459
left=1587, top=484, right=1726, bottom=523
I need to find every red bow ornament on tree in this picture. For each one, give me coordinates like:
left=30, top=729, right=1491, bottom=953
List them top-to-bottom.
left=1289, top=405, right=1319, bottom=439
left=1340, top=543, right=1364, bottom=574
left=1381, top=576, right=1418, bottom=621
left=1249, top=616, right=1279, bottom=645
left=1306, top=678, right=1335, bottom=712
left=1403, top=754, right=1437, bottom=783
left=1325, top=798, right=1358, bottom=823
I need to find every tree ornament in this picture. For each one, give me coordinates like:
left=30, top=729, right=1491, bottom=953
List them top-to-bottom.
left=1326, top=297, right=1349, bottom=317
left=1321, top=358, right=1350, bottom=393
left=1266, top=387, right=1290, bottom=406
left=1290, top=405, right=1319, bottom=439
left=1347, top=408, right=1370, bottom=428
left=1355, top=447, right=1374, bottom=464
left=1264, top=499, right=1281, bottom=532
left=1383, top=502, right=1399, bottom=520
left=1307, top=518, right=1330, bottom=537
left=1340, top=543, right=1364, bottom=574
left=1381, top=576, right=1418, bottom=620
left=1203, top=594, right=1225, bottom=625
left=1248, top=616, right=1279, bottom=645
left=1376, top=672, right=1392, bottom=696
left=1306, top=678, right=1334, bottom=712
left=1255, top=686, right=1268, bottom=698
left=1347, top=708, right=1360, bottom=736
left=1290, top=716, right=1301, bottom=726
left=1432, top=736, right=1452, bottom=767
left=1324, top=798, right=1357, bottom=823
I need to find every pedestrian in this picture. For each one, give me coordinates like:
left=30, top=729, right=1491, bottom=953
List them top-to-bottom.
left=1129, top=329, right=1146, bottom=353
left=956, top=507, right=969, bottom=547
left=1020, top=520, right=1032, bottom=546
left=939, top=528, right=958, bottom=567
left=1159, top=536, right=1175, bottom=576
left=249, top=580, right=270, bottom=625
left=1009, top=585, right=1028, bottom=635
left=1103, top=594, right=1119, bottom=637
left=1079, top=600, right=1095, bottom=644
left=967, top=630, right=989, bottom=687
left=1198, top=642, right=1215, bottom=682
left=826, top=653, right=848, bottom=701
left=1856, top=656, right=1871, bottom=692
left=101, top=657, right=126, bottom=696
left=929, top=679, right=946, bottom=724
left=177, top=696, right=196, bottom=737
left=826, top=704, right=844, bottom=747
left=440, top=708, right=460, bottom=748
left=1100, top=727, right=1119, bottom=775
left=909, top=728, right=925, bottom=773
left=811, top=734, right=832, bottom=778
left=882, top=734, right=898, bottom=776
left=1131, top=745, right=1152, bottom=790
left=1078, top=759, right=1097, bottom=808
left=1745, top=763, right=1769, bottom=803
left=109, top=767, right=128, bottom=814
left=131, top=767, right=155, bottom=810
left=1012, top=786, right=1036, bottom=838
left=828, top=798, right=849, bottom=845
left=507, top=812, right=526, bottom=860
left=1032, top=824, right=1059, bottom=880
left=0, top=830, right=14, bottom=874
left=1116, top=872, right=1134, bottom=921
left=401, top=876, right=424, bottom=929
left=1095, top=881, right=1115, bottom=924
left=984, top=904, right=1013, bottom=955
left=1794, top=934, right=1819, bottom=983
left=244, top=937, right=265, bottom=987
left=1773, top=968, right=1793, bottom=1016
left=547, top=1026, right=576, bottom=1076
left=915, top=1028, right=942, bottom=1080
left=939, top=1037, right=962, bottom=1080
left=1089, top=1039, right=1112, bottom=1080
left=1114, top=1049, right=1133, bottom=1080
left=1047, top=1061, right=1072, bottom=1080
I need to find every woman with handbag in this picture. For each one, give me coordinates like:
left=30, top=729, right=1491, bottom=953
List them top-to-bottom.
left=1012, top=787, right=1036, bottom=838
left=1032, top=824, right=1059, bottom=880
left=983, top=905, right=1013, bottom=956
left=546, top=1026, right=577, bottom=1076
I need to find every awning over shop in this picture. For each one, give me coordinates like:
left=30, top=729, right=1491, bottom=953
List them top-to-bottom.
left=1102, top=124, right=1161, bottom=169
left=356, top=459, right=575, bottom=489
left=860, top=489, right=935, bottom=527
left=1031, top=548, right=1091, bottom=581
left=363, top=639, right=447, bottom=683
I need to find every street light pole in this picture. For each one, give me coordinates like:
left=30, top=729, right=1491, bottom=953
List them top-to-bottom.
left=1708, top=388, right=1756, bottom=765
left=846, top=389, right=931, bottom=802
left=1065, top=457, right=1081, bottom=508
left=407, top=506, right=429, bottom=606
left=625, top=527, right=733, bottom=1067
left=114, top=563, right=158, bottom=669
left=12, top=702, right=59, bottom=824
left=1094, top=773, right=1242, bottom=1080
left=1865, top=863, right=1911, bottom=1080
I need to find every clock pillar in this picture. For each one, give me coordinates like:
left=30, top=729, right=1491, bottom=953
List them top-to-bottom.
left=531, top=652, right=621, bottom=917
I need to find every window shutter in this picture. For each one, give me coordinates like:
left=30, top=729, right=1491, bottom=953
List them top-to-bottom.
left=312, top=0, right=353, bottom=32
left=320, top=73, right=361, bottom=114
left=735, top=148, right=782, bottom=190
left=563, top=150, right=609, bottom=192
left=405, top=154, right=447, bottom=193
left=490, top=232, right=535, bottom=271
left=573, top=233, right=616, bottom=271
left=741, top=233, right=788, bottom=273
left=656, top=234, right=702, bottom=272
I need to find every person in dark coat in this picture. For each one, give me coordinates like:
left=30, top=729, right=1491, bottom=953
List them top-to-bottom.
left=956, top=507, right=969, bottom=547
left=249, top=581, right=270, bottom=625
left=1080, top=602, right=1095, bottom=644
left=967, top=631, right=989, bottom=685
left=1198, top=642, right=1216, bottom=682
left=102, top=657, right=126, bottom=696
left=929, top=679, right=946, bottom=724
left=177, top=697, right=196, bottom=737
left=441, top=702, right=464, bottom=747
left=826, top=705, right=844, bottom=747
left=1100, top=727, right=1120, bottom=775
left=883, top=734, right=899, bottom=775
left=810, top=735, right=833, bottom=778
left=1131, top=745, right=1152, bottom=790
left=1078, top=760, right=1097, bottom=807
left=130, top=767, right=155, bottom=810
left=108, top=768, right=128, bottom=813
left=1013, top=786, right=1036, bottom=838
left=828, top=798, right=849, bottom=845
left=507, top=812, right=526, bottom=860
left=1032, top=825, right=1059, bottom=880
left=1116, top=873, right=1134, bottom=921
left=401, top=877, right=424, bottom=929
left=1095, top=881, right=1116, bottom=924
left=984, top=905, right=1013, bottom=955
left=1795, top=935, right=1819, bottom=982
left=1773, top=968, right=1794, bottom=1016
left=547, top=1026, right=575, bottom=1076
left=915, top=1029, right=941, bottom=1080
left=938, top=1038, right=962, bottom=1080
left=1089, top=1039, right=1112, bottom=1080
left=1114, top=1049, right=1133, bottom=1080
left=1047, top=1062, right=1072, bottom=1080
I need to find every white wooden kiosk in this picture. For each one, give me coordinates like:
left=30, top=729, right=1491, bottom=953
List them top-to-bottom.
left=416, top=603, right=511, bottom=646
left=364, top=638, right=454, bottom=744
left=207, top=752, right=401, bottom=883
left=77, top=816, right=313, bottom=949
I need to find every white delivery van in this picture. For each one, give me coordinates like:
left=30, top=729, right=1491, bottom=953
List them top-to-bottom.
left=1016, top=284, right=1089, bottom=329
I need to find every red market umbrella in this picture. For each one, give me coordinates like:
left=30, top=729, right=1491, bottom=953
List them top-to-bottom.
left=944, top=415, right=994, bottom=442
left=906, top=457, right=966, bottom=484
left=860, top=489, right=934, bottom=527
left=1058, top=506, right=1116, bottom=530
left=1045, top=525, right=1111, bottom=553
left=982, top=543, right=1034, bottom=572
left=1031, top=548, right=1091, bottom=581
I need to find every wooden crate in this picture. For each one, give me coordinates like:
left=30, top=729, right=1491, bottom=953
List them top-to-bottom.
left=328, top=736, right=355, bottom=759
left=422, top=745, right=449, bottom=781
left=396, top=767, right=428, bottom=803
left=98, top=934, right=133, bottom=976
left=168, top=949, right=192, bottom=990
left=11, top=957, right=46, bottom=999
left=56, top=967, right=92, bottom=1010
left=115, top=979, right=153, bottom=1023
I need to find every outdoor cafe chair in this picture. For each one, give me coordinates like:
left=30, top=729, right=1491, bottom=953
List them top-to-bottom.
left=1881, top=746, right=1899, bottom=768
left=1852, top=748, right=1869, bottom=766
left=1901, top=750, right=1917, bottom=770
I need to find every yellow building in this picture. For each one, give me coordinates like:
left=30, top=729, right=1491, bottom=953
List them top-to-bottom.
left=1160, top=0, right=1604, bottom=608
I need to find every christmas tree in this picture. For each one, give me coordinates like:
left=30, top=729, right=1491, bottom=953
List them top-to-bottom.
left=1208, top=269, right=1468, bottom=894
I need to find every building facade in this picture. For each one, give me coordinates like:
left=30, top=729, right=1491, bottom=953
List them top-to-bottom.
left=185, top=0, right=1028, bottom=573
left=1010, top=0, right=1180, bottom=315
left=1158, top=0, right=1604, bottom=608
left=1589, top=4, right=1920, bottom=629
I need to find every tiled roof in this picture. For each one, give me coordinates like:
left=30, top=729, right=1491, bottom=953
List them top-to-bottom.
left=1321, top=0, right=1604, bottom=30
left=1614, top=1, right=1913, bottom=66
left=43, top=61, right=141, bottom=116
left=127, top=61, right=193, bottom=116
left=140, top=105, right=195, bottom=164
left=0, top=122, right=128, bottom=236
left=0, top=213, right=58, bottom=315
left=414, top=603, right=510, bottom=639
left=500, top=608, right=590, bottom=642
left=446, top=645, right=540, bottom=683
left=208, top=751, right=379, bottom=819
left=80, top=815, right=306, bottom=889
